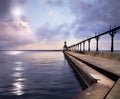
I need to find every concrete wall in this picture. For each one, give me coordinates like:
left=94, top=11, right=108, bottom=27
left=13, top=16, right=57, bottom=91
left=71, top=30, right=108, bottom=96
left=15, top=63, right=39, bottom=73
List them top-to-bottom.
left=64, top=53, right=97, bottom=88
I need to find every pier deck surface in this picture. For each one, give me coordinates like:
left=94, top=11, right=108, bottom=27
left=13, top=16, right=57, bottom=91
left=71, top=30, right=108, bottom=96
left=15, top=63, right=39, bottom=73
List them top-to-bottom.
left=65, top=51, right=120, bottom=99
left=66, top=51, right=120, bottom=76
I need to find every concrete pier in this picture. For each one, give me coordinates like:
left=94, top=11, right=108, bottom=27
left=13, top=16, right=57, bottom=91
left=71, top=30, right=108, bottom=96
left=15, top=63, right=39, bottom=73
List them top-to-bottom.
left=64, top=51, right=120, bottom=99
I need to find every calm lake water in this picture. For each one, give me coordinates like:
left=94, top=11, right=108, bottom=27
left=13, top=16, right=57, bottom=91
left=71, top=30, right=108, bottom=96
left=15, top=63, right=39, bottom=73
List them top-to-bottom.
left=0, top=51, right=83, bottom=99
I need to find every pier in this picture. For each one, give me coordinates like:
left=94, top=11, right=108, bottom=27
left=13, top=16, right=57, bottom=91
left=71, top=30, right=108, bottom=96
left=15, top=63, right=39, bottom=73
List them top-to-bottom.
left=68, top=25, right=120, bottom=52
left=63, top=26, right=120, bottom=99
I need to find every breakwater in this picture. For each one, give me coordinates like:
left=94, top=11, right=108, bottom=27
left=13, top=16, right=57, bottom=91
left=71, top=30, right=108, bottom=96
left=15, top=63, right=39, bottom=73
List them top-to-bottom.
left=64, top=51, right=120, bottom=99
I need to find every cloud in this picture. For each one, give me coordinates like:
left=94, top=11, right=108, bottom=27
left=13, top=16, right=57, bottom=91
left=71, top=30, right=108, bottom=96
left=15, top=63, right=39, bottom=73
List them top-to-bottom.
left=0, top=0, right=35, bottom=50
left=0, top=0, right=12, bottom=18
left=0, top=0, right=27, bottom=19
left=0, top=0, right=120, bottom=50
left=35, top=0, right=120, bottom=49
left=46, top=0, right=63, bottom=6
left=69, top=0, right=120, bottom=39
left=0, top=18, right=34, bottom=46
left=35, top=23, right=70, bottom=43
left=12, top=42, right=64, bottom=50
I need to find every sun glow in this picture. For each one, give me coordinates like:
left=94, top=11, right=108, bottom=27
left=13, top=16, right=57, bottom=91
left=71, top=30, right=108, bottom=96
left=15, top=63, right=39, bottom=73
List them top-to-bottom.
left=11, top=6, right=24, bottom=18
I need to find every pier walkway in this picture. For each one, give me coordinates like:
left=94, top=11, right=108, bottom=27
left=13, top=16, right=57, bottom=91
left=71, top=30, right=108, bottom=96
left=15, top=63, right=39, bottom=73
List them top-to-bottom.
left=64, top=51, right=120, bottom=99
left=66, top=51, right=120, bottom=77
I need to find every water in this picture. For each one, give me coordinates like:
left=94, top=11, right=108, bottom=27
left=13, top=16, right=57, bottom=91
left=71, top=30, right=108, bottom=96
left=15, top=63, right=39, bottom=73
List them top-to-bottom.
left=0, top=51, right=83, bottom=99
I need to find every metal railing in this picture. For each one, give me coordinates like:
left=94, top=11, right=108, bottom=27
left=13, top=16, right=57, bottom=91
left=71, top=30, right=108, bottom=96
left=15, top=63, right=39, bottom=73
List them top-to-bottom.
left=68, top=26, right=120, bottom=52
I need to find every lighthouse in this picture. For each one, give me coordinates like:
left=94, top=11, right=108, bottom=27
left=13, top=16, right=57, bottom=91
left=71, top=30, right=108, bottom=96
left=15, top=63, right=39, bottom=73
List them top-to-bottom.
left=63, top=41, right=68, bottom=51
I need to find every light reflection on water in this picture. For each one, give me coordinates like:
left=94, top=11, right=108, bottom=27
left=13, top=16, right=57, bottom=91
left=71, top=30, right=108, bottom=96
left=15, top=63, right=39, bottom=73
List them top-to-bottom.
left=0, top=51, right=83, bottom=99
left=5, top=51, right=23, bottom=55
left=12, top=60, right=25, bottom=95
left=14, top=61, right=23, bottom=65
left=13, top=67, right=24, bottom=71
left=12, top=72, right=22, bottom=78
left=15, top=78, right=26, bottom=82
left=12, top=82, right=25, bottom=95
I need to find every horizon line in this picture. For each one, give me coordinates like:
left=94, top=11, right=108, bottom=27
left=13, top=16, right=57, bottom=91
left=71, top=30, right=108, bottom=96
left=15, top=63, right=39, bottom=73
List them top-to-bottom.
left=0, top=49, right=62, bottom=51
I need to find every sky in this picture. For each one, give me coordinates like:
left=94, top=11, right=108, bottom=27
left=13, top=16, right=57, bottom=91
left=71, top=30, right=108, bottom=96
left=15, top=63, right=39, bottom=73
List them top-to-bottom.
left=0, top=0, right=120, bottom=50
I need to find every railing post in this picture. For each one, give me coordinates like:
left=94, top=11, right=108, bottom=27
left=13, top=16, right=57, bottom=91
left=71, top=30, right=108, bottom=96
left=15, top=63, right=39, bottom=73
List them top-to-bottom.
left=109, top=26, right=116, bottom=52
left=95, top=33, right=100, bottom=52
left=96, top=36, right=100, bottom=52
left=88, top=39, right=91, bottom=51
left=83, top=41, right=85, bottom=52
left=80, top=43, right=81, bottom=52
left=75, top=44, right=77, bottom=52
left=76, top=44, right=77, bottom=52
left=77, top=44, right=79, bottom=52
left=78, top=44, right=79, bottom=52
left=72, top=45, right=74, bottom=51
left=73, top=45, right=74, bottom=51
left=74, top=45, right=76, bottom=52
left=74, top=45, right=75, bottom=51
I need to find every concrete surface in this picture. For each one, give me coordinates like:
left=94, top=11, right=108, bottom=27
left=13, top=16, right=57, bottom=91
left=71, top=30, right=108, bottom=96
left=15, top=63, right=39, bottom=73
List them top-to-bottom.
left=64, top=51, right=120, bottom=99
left=66, top=51, right=120, bottom=77
left=82, top=52, right=120, bottom=61
left=106, top=78, right=120, bottom=99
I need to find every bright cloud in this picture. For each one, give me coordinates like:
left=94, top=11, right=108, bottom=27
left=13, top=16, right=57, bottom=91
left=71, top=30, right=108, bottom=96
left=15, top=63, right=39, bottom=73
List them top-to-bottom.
left=0, top=18, right=35, bottom=47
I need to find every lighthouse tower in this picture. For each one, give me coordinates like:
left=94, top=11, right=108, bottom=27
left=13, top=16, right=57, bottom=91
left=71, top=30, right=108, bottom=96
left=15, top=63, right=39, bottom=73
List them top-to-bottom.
left=63, top=41, right=68, bottom=51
